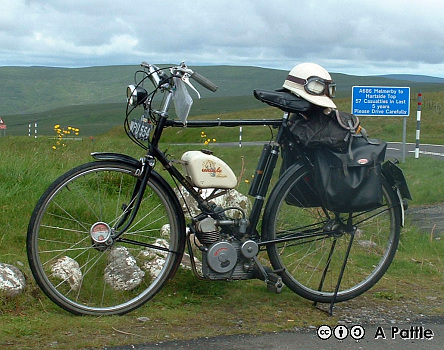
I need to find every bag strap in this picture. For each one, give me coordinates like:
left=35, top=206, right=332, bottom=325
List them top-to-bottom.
left=333, top=110, right=381, bottom=158
left=335, top=110, right=360, bottom=133
left=340, top=153, right=349, bottom=176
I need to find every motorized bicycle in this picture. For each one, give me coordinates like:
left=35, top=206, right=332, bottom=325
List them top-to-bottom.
left=27, top=62, right=411, bottom=315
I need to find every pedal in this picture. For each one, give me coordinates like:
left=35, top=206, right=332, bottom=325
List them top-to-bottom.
left=252, top=257, right=284, bottom=294
left=266, top=272, right=283, bottom=294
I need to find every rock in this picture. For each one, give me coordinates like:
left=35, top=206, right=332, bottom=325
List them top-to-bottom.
left=174, top=186, right=252, bottom=219
left=213, top=189, right=252, bottom=219
left=409, top=204, right=444, bottom=237
left=160, top=224, right=171, bottom=238
left=138, top=237, right=202, bottom=276
left=139, top=239, right=170, bottom=279
left=357, top=240, right=378, bottom=249
left=104, top=247, right=145, bottom=291
left=182, top=252, right=202, bottom=273
left=51, top=256, right=83, bottom=291
left=141, top=257, right=166, bottom=279
left=0, top=263, right=26, bottom=297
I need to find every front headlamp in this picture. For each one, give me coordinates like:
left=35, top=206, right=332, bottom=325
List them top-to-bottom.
left=127, top=85, right=148, bottom=106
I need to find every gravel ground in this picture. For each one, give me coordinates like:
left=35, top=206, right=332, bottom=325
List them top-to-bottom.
left=409, top=203, right=444, bottom=238
left=331, top=295, right=443, bottom=326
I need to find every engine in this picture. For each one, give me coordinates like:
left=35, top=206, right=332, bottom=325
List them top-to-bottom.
left=181, top=150, right=258, bottom=280
left=193, top=216, right=257, bottom=280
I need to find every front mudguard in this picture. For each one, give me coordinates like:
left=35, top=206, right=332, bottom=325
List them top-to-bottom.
left=91, top=152, right=187, bottom=271
left=91, top=152, right=141, bottom=168
left=382, top=160, right=412, bottom=226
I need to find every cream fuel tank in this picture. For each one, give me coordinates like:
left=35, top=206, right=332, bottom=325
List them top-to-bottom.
left=181, top=150, right=238, bottom=189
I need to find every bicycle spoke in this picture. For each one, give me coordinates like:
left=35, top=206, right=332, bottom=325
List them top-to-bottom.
left=27, top=161, right=184, bottom=315
left=264, top=165, right=400, bottom=303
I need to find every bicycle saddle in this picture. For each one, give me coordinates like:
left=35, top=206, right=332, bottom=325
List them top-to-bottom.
left=253, top=88, right=311, bottom=113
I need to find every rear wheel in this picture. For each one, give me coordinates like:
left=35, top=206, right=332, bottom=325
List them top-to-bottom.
left=27, top=161, right=185, bottom=315
left=262, top=164, right=400, bottom=303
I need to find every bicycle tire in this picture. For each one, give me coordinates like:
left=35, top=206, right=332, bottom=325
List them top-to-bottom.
left=27, top=161, right=185, bottom=315
left=262, top=163, right=401, bottom=303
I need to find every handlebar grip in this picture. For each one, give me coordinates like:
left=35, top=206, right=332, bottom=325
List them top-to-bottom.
left=190, top=72, right=218, bottom=92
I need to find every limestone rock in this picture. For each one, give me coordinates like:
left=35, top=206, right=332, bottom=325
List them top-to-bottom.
left=174, top=186, right=252, bottom=219
left=139, top=239, right=170, bottom=279
left=104, top=247, right=145, bottom=291
left=51, top=256, right=82, bottom=291
left=0, top=263, right=26, bottom=297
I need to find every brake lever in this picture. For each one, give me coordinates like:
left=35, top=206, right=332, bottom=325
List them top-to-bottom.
left=174, top=63, right=202, bottom=99
left=182, top=73, right=201, bottom=99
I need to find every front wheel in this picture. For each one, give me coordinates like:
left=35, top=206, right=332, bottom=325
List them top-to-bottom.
left=27, top=161, right=185, bottom=315
left=262, top=164, right=401, bottom=303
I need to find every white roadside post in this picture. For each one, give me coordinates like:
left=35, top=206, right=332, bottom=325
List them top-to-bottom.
left=415, top=91, right=422, bottom=159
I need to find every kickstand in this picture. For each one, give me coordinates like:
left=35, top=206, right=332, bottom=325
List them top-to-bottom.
left=314, top=215, right=356, bottom=316
left=329, top=216, right=356, bottom=315
left=329, top=233, right=355, bottom=315
left=313, top=237, right=338, bottom=315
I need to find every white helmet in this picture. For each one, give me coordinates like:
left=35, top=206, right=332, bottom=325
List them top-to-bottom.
left=283, top=63, right=337, bottom=109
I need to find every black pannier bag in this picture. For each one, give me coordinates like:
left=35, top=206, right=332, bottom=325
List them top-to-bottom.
left=257, top=90, right=386, bottom=212
left=281, top=106, right=369, bottom=209
left=313, top=137, right=387, bottom=213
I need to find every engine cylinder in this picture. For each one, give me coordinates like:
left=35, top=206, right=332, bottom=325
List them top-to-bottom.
left=195, top=217, right=220, bottom=245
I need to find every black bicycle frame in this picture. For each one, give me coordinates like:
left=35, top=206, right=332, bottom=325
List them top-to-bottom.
left=120, top=98, right=287, bottom=238
left=114, top=107, right=347, bottom=249
left=160, top=115, right=286, bottom=232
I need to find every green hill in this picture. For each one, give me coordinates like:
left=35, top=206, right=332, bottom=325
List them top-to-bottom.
left=1, top=64, right=444, bottom=136
left=0, top=65, right=287, bottom=116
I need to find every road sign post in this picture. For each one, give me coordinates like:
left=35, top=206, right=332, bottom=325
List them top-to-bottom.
left=352, top=86, right=411, bottom=162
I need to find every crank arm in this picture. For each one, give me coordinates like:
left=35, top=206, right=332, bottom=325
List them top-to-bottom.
left=252, top=256, right=284, bottom=294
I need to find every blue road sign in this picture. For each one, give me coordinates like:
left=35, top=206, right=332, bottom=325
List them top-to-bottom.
left=352, top=86, right=410, bottom=117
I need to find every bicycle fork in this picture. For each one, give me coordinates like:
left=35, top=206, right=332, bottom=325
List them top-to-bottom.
left=89, top=153, right=154, bottom=243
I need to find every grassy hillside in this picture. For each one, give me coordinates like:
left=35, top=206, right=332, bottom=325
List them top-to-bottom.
left=1, top=64, right=444, bottom=116
left=0, top=65, right=286, bottom=116
left=0, top=65, right=134, bottom=115
left=1, top=65, right=444, bottom=139
left=3, top=91, right=444, bottom=145
left=3, top=95, right=265, bottom=136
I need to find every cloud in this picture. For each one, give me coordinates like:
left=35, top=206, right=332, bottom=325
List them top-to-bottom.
left=1, top=0, right=444, bottom=76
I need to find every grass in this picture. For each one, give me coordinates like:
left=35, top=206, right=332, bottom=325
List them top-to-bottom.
left=0, top=110, right=443, bottom=349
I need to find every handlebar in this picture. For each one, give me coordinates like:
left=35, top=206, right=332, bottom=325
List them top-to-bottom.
left=141, top=62, right=218, bottom=93
left=190, top=71, right=218, bottom=92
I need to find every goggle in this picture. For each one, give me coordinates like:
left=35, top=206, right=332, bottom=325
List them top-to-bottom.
left=286, top=75, right=336, bottom=98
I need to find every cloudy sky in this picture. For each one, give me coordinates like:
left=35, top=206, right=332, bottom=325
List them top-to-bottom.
left=2, top=0, right=444, bottom=77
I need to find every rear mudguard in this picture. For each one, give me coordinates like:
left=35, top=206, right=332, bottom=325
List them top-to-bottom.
left=91, top=152, right=187, bottom=270
left=382, top=160, right=412, bottom=226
